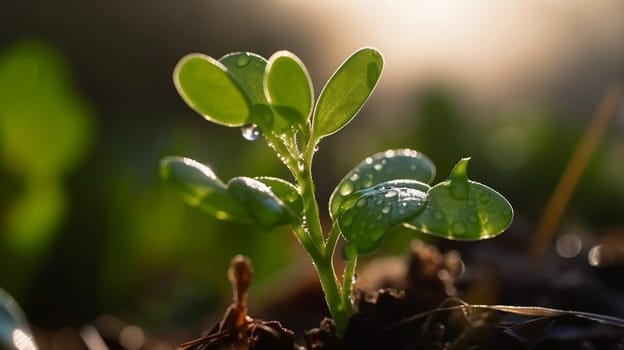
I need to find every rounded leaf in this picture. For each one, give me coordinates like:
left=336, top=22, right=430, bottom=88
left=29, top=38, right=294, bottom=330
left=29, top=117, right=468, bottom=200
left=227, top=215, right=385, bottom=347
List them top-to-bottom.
left=312, top=48, right=383, bottom=140
left=264, top=51, right=313, bottom=126
left=219, top=52, right=277, bottom=130
left=174, top=54, right=250, bottom=126
left=329, top=149, right=436, bottom=219
left=159, top=157, right=251, bottom=222
left=405, top=158, right=513, bottom=240
left=254, top=176, right=303, bottom=217
left=227, top=177, right=298, bottom=230
left=338, top=180, right=429, bottom=254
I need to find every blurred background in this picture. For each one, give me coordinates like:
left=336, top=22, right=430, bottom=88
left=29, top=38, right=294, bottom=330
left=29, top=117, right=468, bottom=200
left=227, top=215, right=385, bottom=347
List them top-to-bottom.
left=1, top=0, right=624, bottom=349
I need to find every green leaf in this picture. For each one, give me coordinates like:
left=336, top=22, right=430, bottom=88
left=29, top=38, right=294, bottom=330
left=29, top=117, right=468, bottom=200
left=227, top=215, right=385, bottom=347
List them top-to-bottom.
left=312, top=48, right=383, bottom=140
left=264, top=51, right=313, bottom=127
left=219, top=52, right=275, bottom=129
left=174, top=54, right=250, bottom=126
left=329, top=149, right=436, bottom=219
left=159, top=157, right=251, bottom=222
left=161, top=158, right=299, bottom=230
left=405, top=158, right=513, bottom=240
left=254, top=176, right=303, bottom=217
left=228, top=177, right=298, bottom=230
left=338, top=180, right=429, bottom=254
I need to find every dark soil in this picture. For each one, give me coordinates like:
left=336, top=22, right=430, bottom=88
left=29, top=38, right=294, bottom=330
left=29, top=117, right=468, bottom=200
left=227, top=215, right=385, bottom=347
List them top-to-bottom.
left=176, top=240, right=624, bottom=350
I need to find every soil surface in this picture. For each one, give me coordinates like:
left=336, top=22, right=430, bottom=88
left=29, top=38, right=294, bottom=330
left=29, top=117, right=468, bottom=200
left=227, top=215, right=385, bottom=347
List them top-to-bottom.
left=176, top=239, right=624, bottom=349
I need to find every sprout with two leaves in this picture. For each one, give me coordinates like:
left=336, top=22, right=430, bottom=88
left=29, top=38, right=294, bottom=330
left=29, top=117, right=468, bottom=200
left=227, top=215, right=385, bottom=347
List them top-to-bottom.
left=160, top=48, right=513, bottom=334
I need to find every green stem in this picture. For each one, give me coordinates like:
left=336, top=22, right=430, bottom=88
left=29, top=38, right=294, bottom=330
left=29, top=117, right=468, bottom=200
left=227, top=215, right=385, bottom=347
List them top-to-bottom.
left=295, top=140, right=326, bottom=250
left=325, top=224, right=341, bottom=259
left=293, top=225, right=322, bottom=262
left=341, top=250, right=358, bottom=318
left=314, top=254, right=348, bottom=333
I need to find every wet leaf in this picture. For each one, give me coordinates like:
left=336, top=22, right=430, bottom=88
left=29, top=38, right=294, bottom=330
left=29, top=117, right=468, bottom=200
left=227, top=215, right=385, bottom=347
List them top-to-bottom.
left=312, top=48, right=383, bottom=140
left=264, top=51, right=313, bottom=128
left=219, top=52, right=275, bottom=129
left=174, top=54, right=250, bottom=126
left=329, top=149, right=436, bottom=219
left=159, top=157, right=251, bottom=222
left=405, top=158, right=513, bottom=240
left=254, top=176, right=303, bottom=217
left=228, top=177, right=298, bottom=230
left=338, top=180, right=429, bottom=254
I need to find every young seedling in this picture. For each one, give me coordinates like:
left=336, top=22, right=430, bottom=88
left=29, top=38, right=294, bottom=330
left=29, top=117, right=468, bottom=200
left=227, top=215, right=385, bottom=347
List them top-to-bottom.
left=160, top=48, right=513, bottom=334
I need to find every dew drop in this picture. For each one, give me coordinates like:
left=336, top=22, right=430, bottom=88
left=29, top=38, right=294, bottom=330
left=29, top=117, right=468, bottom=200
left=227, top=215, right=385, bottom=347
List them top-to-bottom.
left=236, top=55, right=251, bottom=67
left=241, top=124, right=260, bottom=141
left=313, top=145, right=320, bottom=152
left=384, top=150, right=396, bottom=157
left=365, top=157, right=373, bottom=164
left=373, top=163, right=383, bottom=171
left=350, top=173, right=360, bottom=182
left=362, top=174, right=374, bottom=187
left=339, top=182, right=354, bottom=196
left=385, top=190, right=398, bottom=198
left=286, top=191, right=299, bottom=203
left=479, top=192, right=491, bottom=204
left=375, top=196, right=384, bottom=205
left=356, top=198, right=367, bottom=208
left=381, top=205, right=391, bottom=214
left=433, top=210, right=445, bottom=220
left=341, top=214, right=354, bottom=227
left=451, top=221, right=466, bottom=235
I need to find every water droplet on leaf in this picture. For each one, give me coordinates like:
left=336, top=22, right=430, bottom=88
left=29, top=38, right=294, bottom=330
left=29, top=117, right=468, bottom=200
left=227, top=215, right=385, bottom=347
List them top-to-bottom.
left=236, top=55, right=251, bottom=67
left=241, top=124, right=261, bottom=141
left=384, top=150, right=396, bottom=157
left=373, top=163, right=383, bottom=171
left=350, top=173, right=360, bottom=182
left=340, top=182, right=354, bottom=196
left=384, top=190, right=397, bottom=198
left=356, top=198, right=367, bottom=208
left=381, top=205, right=391, bottom=214
left=433, top=210, right=445, bottom=220
left=342, top=213, right=354, bottom=227
left=451, top=221, right=466, bottom=235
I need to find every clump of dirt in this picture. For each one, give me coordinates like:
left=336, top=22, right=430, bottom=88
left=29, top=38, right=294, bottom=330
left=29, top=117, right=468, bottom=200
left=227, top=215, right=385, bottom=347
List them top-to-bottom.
left=178, top=242, right=624, bottom=350
left=177, top=255, right=302, bottom=350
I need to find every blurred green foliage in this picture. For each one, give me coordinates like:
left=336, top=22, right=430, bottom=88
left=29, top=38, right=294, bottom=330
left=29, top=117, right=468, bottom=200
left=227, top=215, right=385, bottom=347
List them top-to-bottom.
left=0, top=39, right=94, bottom=293
left=0, top=39, right=298, bottom=330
